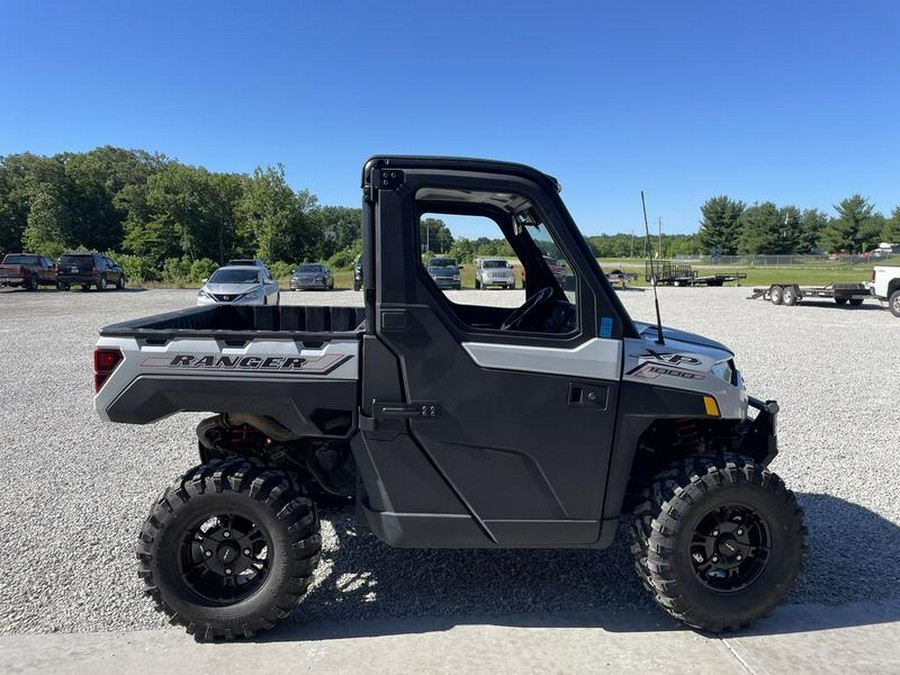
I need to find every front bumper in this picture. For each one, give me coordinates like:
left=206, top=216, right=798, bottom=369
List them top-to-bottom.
left=0, top=276, right=25, bottom=286
left=432, top=277, right=461, bottom=289
left=290, top=278, right=329, bottom=290
left=197, top=293, right=266, bottom=306
left=742, top=397, right=779, bottom=466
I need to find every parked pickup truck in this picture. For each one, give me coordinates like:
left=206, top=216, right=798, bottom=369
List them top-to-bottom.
left=94, top=156, right=805, bottom=640
left=0, top=253, right=56, bottom=291
left=868, top=266, right=900, bottom=317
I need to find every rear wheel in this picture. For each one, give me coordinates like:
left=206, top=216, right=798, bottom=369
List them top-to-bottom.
left=25, top=275, right=38, bottom=292
left=116, top=275, right=125, bottom=290
left=97, top=276, right=108, bottom=291
left=353, top=280, right=361, bottom=292
left=57, top=281, right=70, bottom=291
left=81, top=283, right=91, bottom=291
left=769, top=286, right=783, bottom=305
left=782, top=286, right=798, bottom=306
left=890, top=290, right=900, bottom=317
left=834, top=297, right=848, bottom=305
left=848, top=298, right=864, bottom=306
left=631, top=455, right=805, bottom=632
left=137, top=458, right=321, bottom=640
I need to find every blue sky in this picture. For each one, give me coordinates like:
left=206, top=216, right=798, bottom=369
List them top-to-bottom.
left=1, top=1, right=897, bottom=239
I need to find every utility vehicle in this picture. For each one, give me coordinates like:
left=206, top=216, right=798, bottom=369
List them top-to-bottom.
left=94, top=156, right=805, bottom=640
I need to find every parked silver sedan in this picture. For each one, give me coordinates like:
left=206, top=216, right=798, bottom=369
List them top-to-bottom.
left=290, top=263, right=334, bottom=291
left=197, top=266, right=280, bottom=306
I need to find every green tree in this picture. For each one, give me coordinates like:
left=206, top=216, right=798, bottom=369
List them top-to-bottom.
left=236, top=165, right=317, bottom=263
left=820, top=195, right=883, bottom=253
left=699, top=196, right=745, bottom=255
left=307, top=206, right=362, bottom=259
left=882, top=206, right=900, bottom=244
left=798, top=209, right=829, bottom=253
left=420, top=217, right=453, bottom=254
left=448, top=236, right=475, bottom=263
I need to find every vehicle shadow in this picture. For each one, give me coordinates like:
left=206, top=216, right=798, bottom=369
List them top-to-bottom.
left=253, top=492, right=899, bottom=643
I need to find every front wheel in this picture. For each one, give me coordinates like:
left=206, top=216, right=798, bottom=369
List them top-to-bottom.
left=26, top=275, right=38, bottom=292
left=97, top=276, right=108, bottom=291
left=769, top=285, right=783, bottom=305
left=890, top=290, right=900, bottom=317
left=631, top=455, right=805, bottom=632
left=137, top=458, right=321, bottom=640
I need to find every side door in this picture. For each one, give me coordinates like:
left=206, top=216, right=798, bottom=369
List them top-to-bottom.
left=363, top=162, right=633, bottom=547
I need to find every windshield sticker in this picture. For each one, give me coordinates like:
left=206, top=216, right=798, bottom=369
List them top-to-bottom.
left=599, top=316, right=613, bottom=338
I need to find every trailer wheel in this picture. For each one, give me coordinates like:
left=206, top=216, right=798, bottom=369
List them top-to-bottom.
left=769, top=286, right=783, bottom=305
left=782, top=286, right=798, bottom=306
left=890, top=290, right=900, bottom=317
left=834, top=297, right=848, bottom=306
left=848, top=298, right=864, bottom=307
left=631, top=455, right=806, bottom=632
left=137, top=458, right=321, bottom=640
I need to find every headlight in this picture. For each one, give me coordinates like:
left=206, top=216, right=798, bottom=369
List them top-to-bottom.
left=452, top=274, right=460, bottom=281
left=198, top=289, right=213, bottom=299
left=711, top=360, right=734, bottom=385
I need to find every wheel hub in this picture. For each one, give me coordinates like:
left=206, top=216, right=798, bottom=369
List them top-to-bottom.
left=690, top=505, right=771, bottom=592
left=178, top=513, right=271, bottom=604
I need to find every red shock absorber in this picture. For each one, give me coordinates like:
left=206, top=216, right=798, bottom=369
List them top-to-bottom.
left=673, top=419, right=702, bottom=451
left=224, top=424, right=266, bottom=453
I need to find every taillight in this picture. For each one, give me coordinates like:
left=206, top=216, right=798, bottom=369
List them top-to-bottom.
left=92, top=266, right=98, bottom=276
left=93, top=348, right=123, bottom=392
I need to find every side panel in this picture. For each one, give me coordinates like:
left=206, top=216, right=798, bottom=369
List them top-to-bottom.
left=96, top=336, right=360, bottom=438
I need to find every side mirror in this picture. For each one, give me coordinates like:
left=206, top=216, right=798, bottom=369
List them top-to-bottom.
left=458, top=265, right=464, bottom=270
left=201, top=277, right=208, bottom=284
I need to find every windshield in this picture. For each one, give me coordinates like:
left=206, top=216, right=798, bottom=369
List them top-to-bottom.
left=4, top=255, right=39, bottom=265
left=428, top=258, right=457, bottom=268
left=483, top=260, right=508, bottom=269
left=295, top=264, right=324, bottom=273
left=208, top=268, right=260, bottom=285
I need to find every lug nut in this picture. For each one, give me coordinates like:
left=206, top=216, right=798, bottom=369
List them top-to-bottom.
left=737, top=529, right=744, bottom=536
left=712, top=530, right=719, bottom=536
left=223, top=531, right=231, bottom=538
left=243, top=549, right=251, bottom=556
left=204, top=550, right=212, bottom=558
left=712, top=555, right=719, bottom=563
left=736, top=555, right=743, bottom=561
left=225, top=568, right=232, bottom=575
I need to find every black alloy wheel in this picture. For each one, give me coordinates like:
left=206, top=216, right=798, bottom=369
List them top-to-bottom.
left=631, top=455, right=805, bottom=632
left=138, top=458, right=321, bottom=640
left=689, top=505, right=771, bottom=593
left=177, top=512, right=272, bottom=606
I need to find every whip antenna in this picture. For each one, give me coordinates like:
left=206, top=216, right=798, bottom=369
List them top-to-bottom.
left=642, top=191, right=665, bottom=345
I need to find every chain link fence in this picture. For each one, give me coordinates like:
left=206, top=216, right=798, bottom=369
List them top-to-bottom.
left=672, top=253, right=900, bottom=267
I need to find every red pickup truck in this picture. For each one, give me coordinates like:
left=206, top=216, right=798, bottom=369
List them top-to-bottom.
left=0, top=253, right=57, bottom=291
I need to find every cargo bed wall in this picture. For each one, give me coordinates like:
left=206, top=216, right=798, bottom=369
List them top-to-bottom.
left=101, top=305, right=366, bottom=337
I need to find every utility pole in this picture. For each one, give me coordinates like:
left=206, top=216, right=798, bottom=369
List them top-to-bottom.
left=658, top=217, right=663, bottom=259
left=630, top=230, right=635, bottom=258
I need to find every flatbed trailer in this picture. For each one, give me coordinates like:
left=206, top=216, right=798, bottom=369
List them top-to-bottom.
left=644, top=260, right=746, bottom=287
left=748, top=283, right=873, bottom=306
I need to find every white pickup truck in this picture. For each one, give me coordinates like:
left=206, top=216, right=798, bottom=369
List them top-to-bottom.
left=868, top=266, right=900, bottom=317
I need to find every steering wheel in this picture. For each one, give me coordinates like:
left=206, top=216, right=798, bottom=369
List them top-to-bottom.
left=501, top=286, right=554, bottom=331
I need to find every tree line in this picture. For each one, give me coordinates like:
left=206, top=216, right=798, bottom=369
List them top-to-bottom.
left=0, top=147, right=363, bottom=282
left=2, top=147, right=897, bottom=283
left=698, top=195, right=899, bottom=256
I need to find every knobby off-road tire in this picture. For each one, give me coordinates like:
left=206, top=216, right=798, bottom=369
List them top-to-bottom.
left=890, top=290, right=900, bottom=318
left=631, top=455, right=805, bottom=632
left=137, top=458, right=321, bottom=640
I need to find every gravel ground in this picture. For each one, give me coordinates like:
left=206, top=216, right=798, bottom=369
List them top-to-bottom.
left=0, top=284, right=898, bottom=634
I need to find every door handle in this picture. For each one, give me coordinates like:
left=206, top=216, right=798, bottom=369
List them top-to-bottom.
left=568, top=383, right=608, bottom=409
